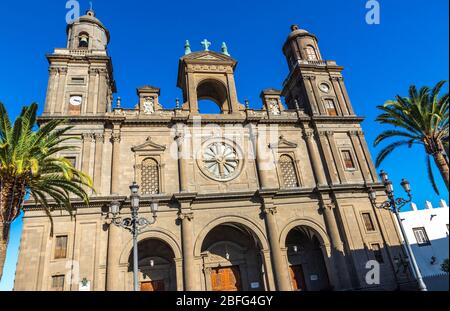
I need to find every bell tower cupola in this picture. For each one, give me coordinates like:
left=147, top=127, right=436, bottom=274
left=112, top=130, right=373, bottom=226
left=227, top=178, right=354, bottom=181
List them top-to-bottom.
left=43, top=9, right=116, bottom=117
left=66, top=9, right=110, bottom=50
left=282, top=24, right=355, bottom=117
left=283, top=24, right=322, bottom=71
left=177, top=40, right=245, bottom=116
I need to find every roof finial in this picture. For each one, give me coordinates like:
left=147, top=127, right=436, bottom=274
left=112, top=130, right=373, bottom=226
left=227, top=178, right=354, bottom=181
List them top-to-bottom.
left=87, top=1, right=95, bottom=16
left=201, top=39, right=211, bottom=51
left=184, top=40, right=192, bottom=55
left=221, top=42, right=230, bottom=56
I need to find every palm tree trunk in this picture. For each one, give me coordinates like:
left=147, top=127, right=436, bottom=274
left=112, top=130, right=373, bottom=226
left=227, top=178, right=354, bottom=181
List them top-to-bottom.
left=434, top=152, right=450, bottom=190
left=0, top=177, right=24, bottom=281
left=0, top=223, right=10, bottom=281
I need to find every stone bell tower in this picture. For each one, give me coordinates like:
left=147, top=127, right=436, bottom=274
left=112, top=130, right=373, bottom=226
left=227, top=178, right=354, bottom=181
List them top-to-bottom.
left=43, top=9, right=116, bottom=117
left=282, top=25, right=354, bottom=117
left=176, top=41, right=245, bottom=115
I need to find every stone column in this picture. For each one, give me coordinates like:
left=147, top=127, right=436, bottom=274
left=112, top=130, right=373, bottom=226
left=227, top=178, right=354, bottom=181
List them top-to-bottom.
left=44, top=67, right=58, bottom=115
left=55, top=67, right=68, bottom=114
left=88, top=68, right=98, bottom=115
left=97, top=69, right=108, bottom=114
left=302, top=76, right=320, bottom=115
left=309, top=76, right=327, bottom=115
left=331, top=76, right=349, bottom=116
left=337, top=77, right=355, bottom=115
left=250, top=127, right=271, bottom=189
left=303, top=130, right=327, bottom=186
left=317, top=131, right=340, bottom=185
left=325, top=131, right=347, bottom=184
left=348, top=131, right=371, bottom=183
left=356, top=131, right=378, bottom=182
left=110, top=132, right=121, bottom=195
left=81, top=133, right=93, bottom=176
left=93, top=133, right=105, bottom=195
left=176, top=133, right=189, bottom=192
left=321, top=201, right=351, bottom=290
left=262, top=203, right=291, bottom=291
left=178, top=211, right=196, bottom=291
left=106, top=222, right=122, bottom=291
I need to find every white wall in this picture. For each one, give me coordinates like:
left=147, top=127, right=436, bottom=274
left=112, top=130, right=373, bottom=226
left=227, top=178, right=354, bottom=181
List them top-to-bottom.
left=398, top=200, right=449, bottom=279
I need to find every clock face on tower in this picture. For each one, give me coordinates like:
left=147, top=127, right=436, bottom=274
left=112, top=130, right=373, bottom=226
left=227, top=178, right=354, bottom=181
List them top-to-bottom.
left=319, top=83, right=330, bottom=93
left=69, top=95, right=82, bottom=106
left=69, top=95, right=82, bottom=115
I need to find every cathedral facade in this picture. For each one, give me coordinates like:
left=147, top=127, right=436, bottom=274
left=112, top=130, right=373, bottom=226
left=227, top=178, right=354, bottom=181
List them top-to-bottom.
left=14, top=10, right=414, bottom=291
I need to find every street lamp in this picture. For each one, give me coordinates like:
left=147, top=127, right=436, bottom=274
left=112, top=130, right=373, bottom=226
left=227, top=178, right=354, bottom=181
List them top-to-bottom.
left=368, top=173, right=427, bottom=291
left=109, top=182, right=158, bottom=291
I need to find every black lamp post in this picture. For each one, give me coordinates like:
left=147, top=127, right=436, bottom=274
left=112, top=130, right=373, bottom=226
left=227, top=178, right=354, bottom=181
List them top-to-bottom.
left=368, top=171, right=427, bottom=291
left=109, top=182, right=158, bottom=291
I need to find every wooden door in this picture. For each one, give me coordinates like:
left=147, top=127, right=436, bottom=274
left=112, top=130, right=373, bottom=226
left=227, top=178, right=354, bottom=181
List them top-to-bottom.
left=289, top=265, right=307, bottom=291
left=211, top=266, right=242, bottom=291
left=140, top=280, right=166, bottom=291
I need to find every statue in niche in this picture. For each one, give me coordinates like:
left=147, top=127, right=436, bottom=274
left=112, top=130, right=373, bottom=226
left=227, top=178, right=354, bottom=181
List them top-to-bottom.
left=143, top=97, right=155, bottom=115
left=268, top=99, right=281, bottom=115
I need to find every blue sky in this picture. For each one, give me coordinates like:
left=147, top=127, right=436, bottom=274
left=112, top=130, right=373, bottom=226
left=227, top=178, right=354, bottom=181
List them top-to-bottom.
left=0, top=0, right=448, bottom=291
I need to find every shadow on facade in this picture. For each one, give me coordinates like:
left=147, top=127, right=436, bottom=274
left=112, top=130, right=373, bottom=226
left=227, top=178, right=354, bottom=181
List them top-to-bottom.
left=125, top=230, right=417, bottom=292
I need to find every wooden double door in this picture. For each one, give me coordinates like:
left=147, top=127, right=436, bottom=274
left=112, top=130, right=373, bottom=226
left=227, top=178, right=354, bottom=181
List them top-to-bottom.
left=289, top=265, right=307, bottom=291
left=211, top=266, right=242, bottom=291
left=140, top=280, right=166, bottom=291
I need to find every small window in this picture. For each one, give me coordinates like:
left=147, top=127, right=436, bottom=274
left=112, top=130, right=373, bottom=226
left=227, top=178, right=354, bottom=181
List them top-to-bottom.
left=305, top=45, right=318, bottom=61
left=71, top=77, right=85, bottom=84
left=324, top=99, right=338, bottom=116
left=342, top=150, right=356, bottom=170
left=362, top=213, right=376, bottom=232
left=413, top=227, right=431, bottom=246
left=55, top=235, right=68, bottom=259
left=371, top=243, right=384, bottom=263
left=51, top=275, right=65, bottom=291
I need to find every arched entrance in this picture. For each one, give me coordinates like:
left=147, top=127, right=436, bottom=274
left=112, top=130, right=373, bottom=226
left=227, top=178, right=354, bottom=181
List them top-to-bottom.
left=200, top=223, right=266, bottom=291
left=285, top=226, right=331, bottom=291
left=128, top=238, right=177, bottom=291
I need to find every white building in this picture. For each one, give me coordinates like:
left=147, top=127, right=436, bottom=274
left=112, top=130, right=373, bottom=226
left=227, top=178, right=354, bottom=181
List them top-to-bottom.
left=398, top=200, right=449, bottom=291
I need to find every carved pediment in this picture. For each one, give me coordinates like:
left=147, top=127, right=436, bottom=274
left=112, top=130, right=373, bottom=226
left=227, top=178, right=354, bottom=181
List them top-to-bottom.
left=183, top=51, right=235, bottom=63
left=269, top=135, right=298, bottom=149
left=132, top=137, right=166, bottom=152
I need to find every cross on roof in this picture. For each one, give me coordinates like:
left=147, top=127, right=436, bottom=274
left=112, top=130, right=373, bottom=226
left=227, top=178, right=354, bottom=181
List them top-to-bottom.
left=201, top=39, right=211, bottom=51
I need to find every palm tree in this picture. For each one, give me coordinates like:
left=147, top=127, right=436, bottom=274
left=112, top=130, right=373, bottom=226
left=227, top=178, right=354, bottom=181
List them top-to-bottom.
left=374, top=81, right=449, bottom=194
left=0, top=103, right=93, bottom=280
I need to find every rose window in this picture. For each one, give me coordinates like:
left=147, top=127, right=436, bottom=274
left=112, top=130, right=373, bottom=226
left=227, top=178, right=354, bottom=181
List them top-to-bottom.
left=202, top=142, right=240, bottom=181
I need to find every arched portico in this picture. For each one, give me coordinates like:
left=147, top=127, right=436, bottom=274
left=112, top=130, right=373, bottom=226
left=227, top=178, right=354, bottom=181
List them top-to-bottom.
left=194, top=216, right=273, bottom=291
left=279, top=219, right=335, bottom=291
left=119, top=229, right=183, bottom=291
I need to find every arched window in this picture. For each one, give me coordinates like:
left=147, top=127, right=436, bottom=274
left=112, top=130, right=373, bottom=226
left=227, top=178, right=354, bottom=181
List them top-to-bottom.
left=78, top=33, right=89, bottom=48
left=305, top=45, right=318, bottom=61
left=196, top=80, right=229, bottom=114
left=279, top=155, right=299, bottom=188
left=141, top=158, right=160, bottom=195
